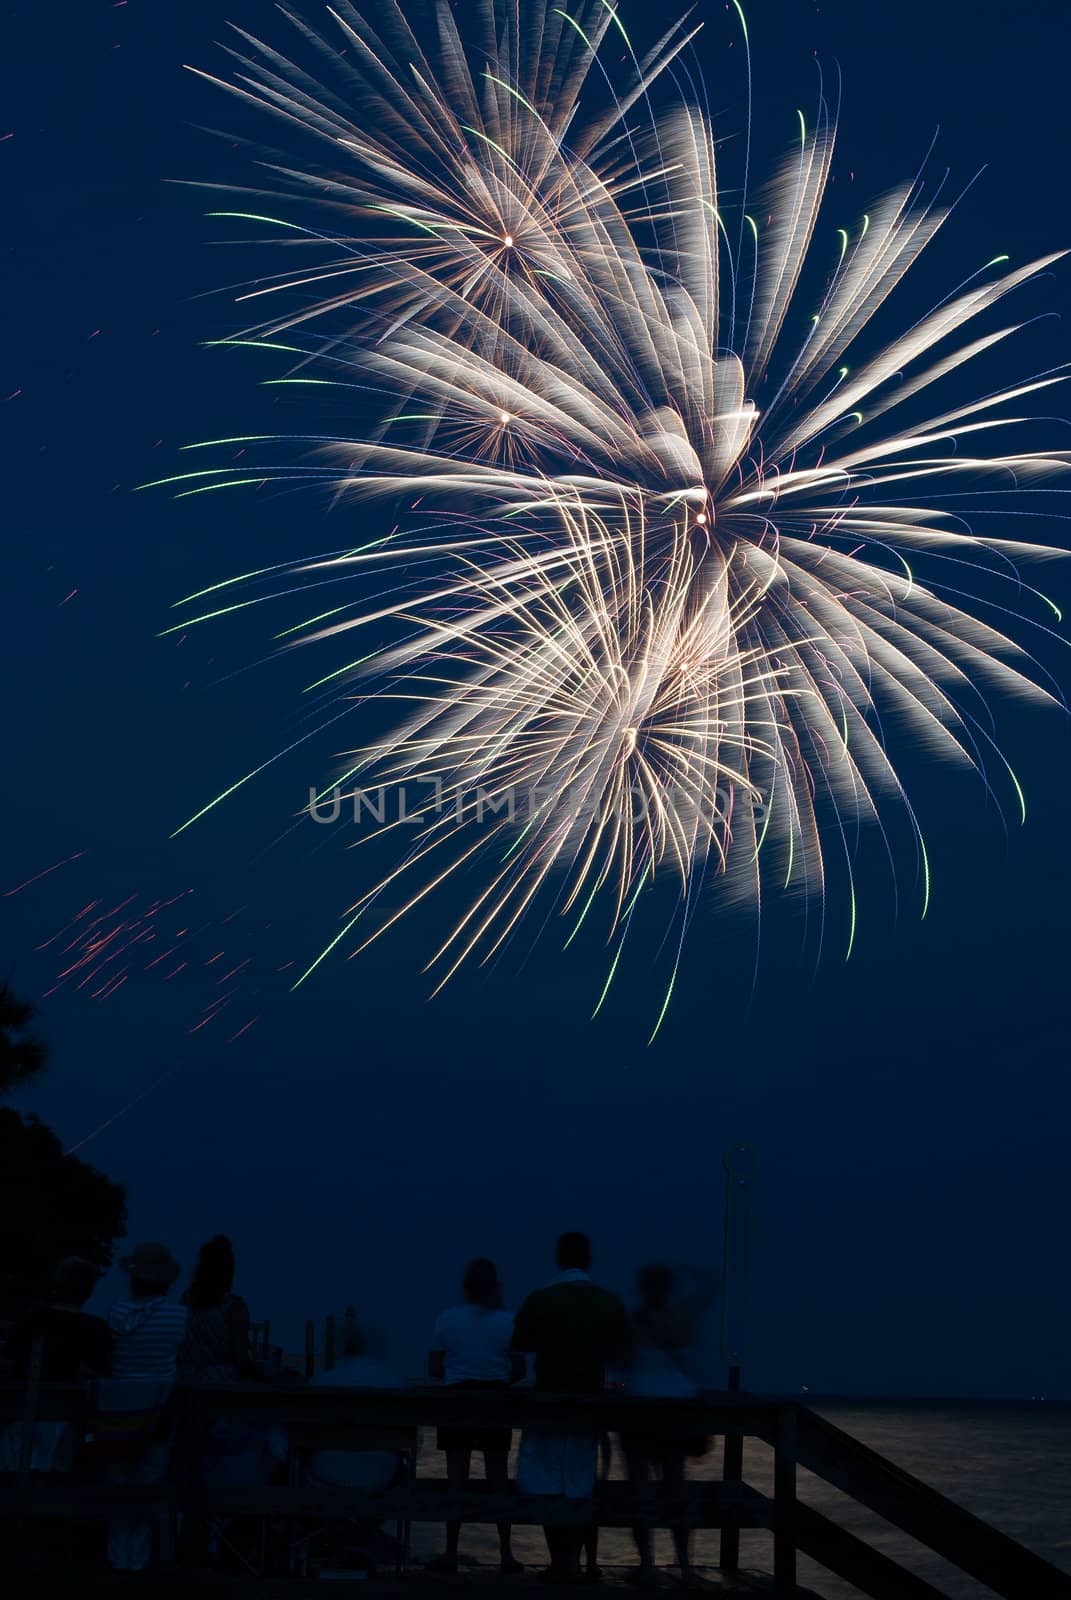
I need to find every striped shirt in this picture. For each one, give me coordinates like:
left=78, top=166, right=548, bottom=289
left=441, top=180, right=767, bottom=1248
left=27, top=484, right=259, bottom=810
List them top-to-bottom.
left=107, top=1297, right=188, bottom=1379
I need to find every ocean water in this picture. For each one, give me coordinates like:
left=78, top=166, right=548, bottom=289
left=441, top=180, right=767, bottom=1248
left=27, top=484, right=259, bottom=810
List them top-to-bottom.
left=412, top=1402, right=1071, bottom=1597
left=741, top=1402, right=1071, bottom=1598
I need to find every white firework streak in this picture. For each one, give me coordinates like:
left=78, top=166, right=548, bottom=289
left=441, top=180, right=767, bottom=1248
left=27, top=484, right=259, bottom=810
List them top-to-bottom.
left=153, top=1, right=1070, bottom=1030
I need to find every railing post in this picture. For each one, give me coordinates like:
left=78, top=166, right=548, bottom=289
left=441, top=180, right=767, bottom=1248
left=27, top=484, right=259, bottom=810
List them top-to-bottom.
left=720, top=1144, right=757, bottom=1378
left=304, top=1319, right=315, bottom=1379
left=17, top=1335, right=44, bottom=1483
left=9, top=1337, right=45, bottom=1572
left=719, top=1364, right=743, bottom=1571
left=773, top=1405, right=797, bottom=1595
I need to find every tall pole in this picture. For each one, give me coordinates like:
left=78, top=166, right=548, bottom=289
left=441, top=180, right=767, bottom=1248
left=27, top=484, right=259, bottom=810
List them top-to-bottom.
left=721, top=1143, right=757, bottom=1382
left=719, top=1144, right=757, bottom=1572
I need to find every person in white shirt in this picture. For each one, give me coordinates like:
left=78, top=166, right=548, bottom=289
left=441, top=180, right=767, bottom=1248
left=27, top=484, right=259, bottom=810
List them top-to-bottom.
left=427, top=1258, right=524, bottom=1575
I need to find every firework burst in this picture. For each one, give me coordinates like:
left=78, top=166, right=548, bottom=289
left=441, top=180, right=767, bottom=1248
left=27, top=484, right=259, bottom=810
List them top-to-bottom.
left=152, top=0, right=1070, bottom=1031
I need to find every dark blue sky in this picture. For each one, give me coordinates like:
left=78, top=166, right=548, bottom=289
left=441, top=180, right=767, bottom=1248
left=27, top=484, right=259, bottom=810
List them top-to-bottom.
left=2, top=0, right=1070, bottom=1394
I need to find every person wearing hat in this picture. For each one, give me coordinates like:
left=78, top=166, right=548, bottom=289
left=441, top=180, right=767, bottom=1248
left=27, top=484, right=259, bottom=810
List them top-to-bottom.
left=103, top=1242, right=188, bottom=1573
left=107, top=1242, right=187, bottom=1377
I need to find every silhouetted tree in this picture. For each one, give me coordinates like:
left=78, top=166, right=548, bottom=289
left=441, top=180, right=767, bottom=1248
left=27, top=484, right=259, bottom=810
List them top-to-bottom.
left=0, top=981, right=49, bottom=1092
left=0, top=986, right=125, bottom=1312
left=0, top=1108, right=128, bottom=1314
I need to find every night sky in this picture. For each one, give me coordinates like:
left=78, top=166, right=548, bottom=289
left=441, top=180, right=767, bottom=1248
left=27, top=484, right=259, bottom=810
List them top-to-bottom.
left=3, top=0, right=1070, bottom=1396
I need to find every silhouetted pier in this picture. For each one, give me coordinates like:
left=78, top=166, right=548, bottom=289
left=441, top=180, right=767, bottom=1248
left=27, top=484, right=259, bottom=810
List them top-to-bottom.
left=2, top=1380, right=1069, bottom=1596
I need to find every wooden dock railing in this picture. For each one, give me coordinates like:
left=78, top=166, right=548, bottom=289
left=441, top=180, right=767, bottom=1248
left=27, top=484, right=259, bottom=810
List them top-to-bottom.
left=1, top=1382, right=1068, bottom=1597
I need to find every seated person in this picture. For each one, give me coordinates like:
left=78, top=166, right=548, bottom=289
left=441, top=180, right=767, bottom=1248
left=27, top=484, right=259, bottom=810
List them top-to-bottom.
left=0, top=1257, right=111, bottom=1472
left=4, top=1257, right=111, bottom=1382
left=301, top=1314, right=405, bottom=1577
left=306, top=1314, right=403, bottom=1492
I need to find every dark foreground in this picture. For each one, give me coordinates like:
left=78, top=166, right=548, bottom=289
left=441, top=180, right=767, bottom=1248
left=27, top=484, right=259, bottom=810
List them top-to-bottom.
left=3, top=1383, right=1069, bottom=1599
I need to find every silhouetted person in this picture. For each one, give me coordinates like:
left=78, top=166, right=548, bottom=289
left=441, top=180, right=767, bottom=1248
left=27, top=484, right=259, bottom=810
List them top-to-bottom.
left=512, top=1232, right=630, bottom=1582
left=178, top=1235, right=254, bottom=1381
left=178, top=1235, right=273, bottom=1540
left=103, top=1242, right=187, bottom=1574
left=0, top=1257, right=110, bottom=1472
left=427, top=1258, right=524, bottom=1575
left=622, top=1265, right=717, bottom=1584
